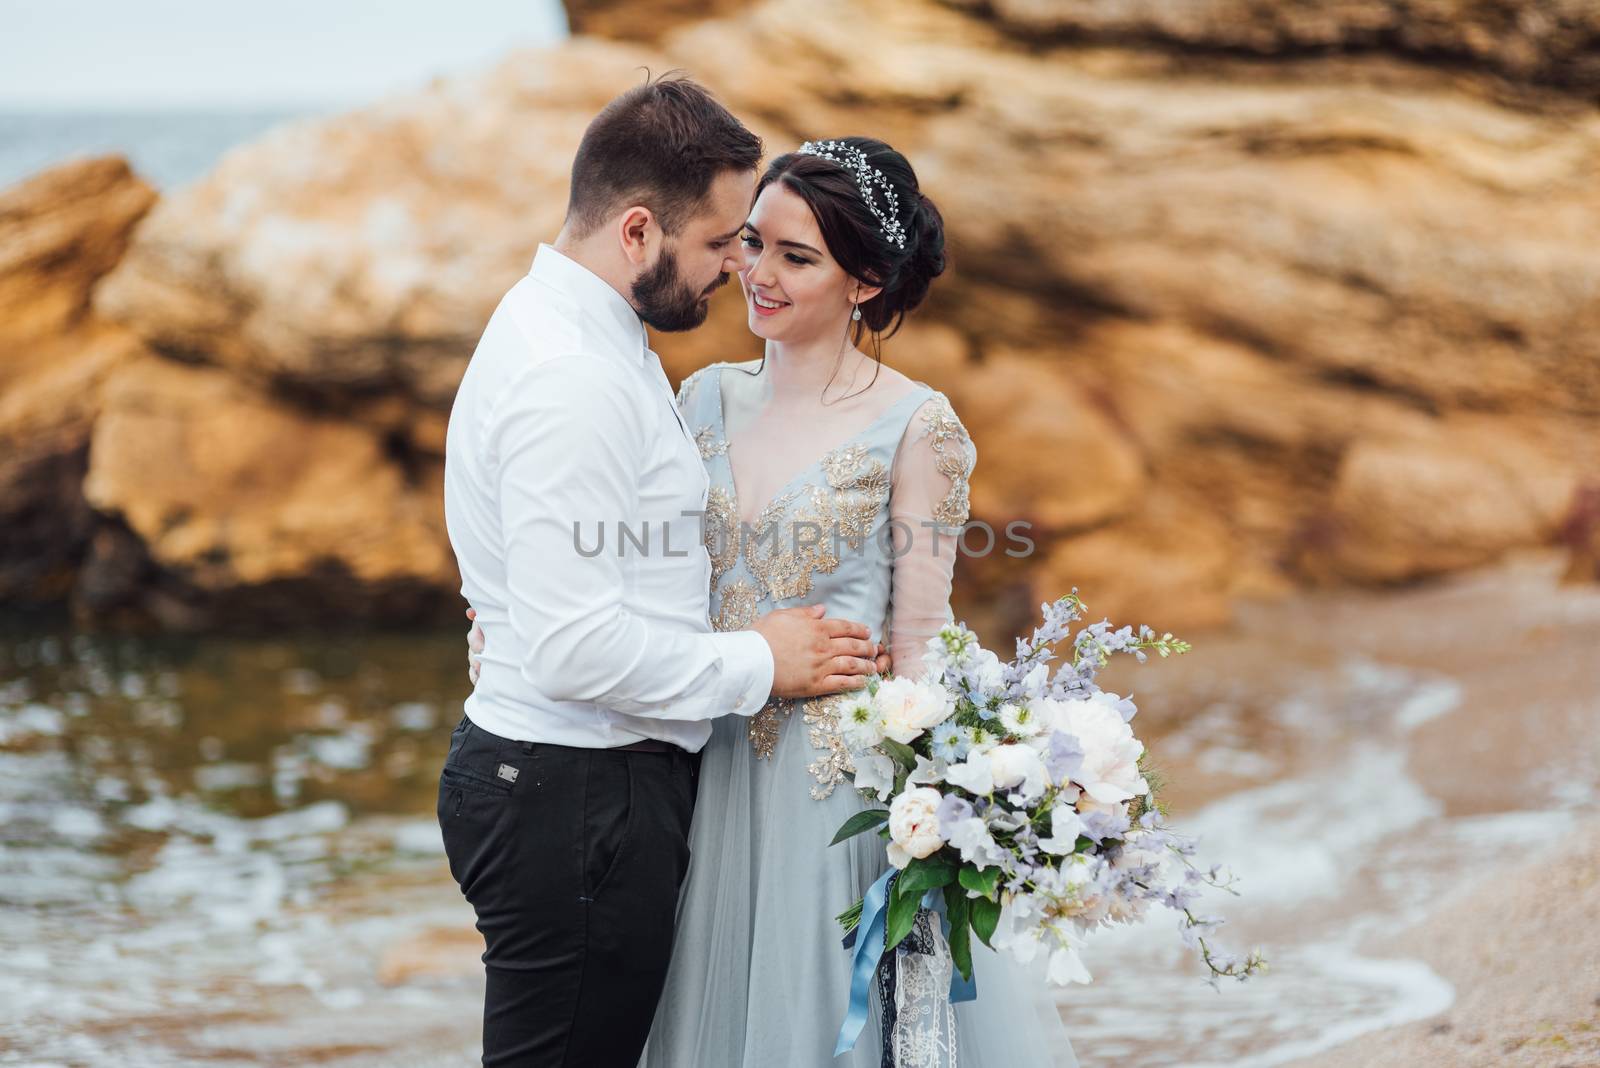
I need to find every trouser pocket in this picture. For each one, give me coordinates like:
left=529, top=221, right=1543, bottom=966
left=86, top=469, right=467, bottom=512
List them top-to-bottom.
left=582, top=752, right=633, bottom=899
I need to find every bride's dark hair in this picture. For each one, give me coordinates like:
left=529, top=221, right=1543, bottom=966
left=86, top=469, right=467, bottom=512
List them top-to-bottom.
left=756, top=136, right=947, bottom=354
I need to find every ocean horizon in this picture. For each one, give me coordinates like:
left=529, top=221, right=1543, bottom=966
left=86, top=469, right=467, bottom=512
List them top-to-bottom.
left=0, top=108, right=326, bottom=191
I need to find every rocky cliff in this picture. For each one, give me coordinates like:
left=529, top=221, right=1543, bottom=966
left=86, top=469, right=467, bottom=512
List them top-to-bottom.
left=5, top=0, right=1597, bottom=632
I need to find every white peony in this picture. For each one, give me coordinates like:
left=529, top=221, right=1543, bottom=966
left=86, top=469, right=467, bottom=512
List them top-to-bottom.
left=875, top=677, right=952, bottom=745
left=1047, top=694, right=1147, bottom=803
left=987, top=744, right=1048, bottom=802
left=886, top=787, right=946, bottom=869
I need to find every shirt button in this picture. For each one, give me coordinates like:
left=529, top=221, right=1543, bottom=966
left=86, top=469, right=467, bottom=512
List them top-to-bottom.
left=735, top=696, right=745, bottom=709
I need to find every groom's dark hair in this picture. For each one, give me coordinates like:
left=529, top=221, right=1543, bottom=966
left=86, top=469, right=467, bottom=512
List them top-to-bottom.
left=565, top=72, right=762, bottom=239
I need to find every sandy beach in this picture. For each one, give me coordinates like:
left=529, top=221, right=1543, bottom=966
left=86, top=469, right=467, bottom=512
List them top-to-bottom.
left=3, top=552, right=1597, bottom=1066
left=1276, top=555, right=1600, bottom=1068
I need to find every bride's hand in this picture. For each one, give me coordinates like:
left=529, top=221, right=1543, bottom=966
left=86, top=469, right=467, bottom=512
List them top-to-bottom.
left=465, top=607, right=484, bottom=686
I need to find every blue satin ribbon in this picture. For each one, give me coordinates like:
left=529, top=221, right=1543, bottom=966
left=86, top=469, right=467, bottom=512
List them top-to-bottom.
left=834, top=868, right=978, bottom=1057
left=835, top=868, right=895, bottom=1056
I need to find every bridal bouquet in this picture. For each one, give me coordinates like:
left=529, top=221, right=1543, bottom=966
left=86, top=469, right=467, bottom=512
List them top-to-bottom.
left=831, top=593, right=1265, bottom=994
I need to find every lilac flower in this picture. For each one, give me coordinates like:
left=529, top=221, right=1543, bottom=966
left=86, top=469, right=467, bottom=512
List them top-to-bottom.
left=840, top=593, right=1260, bottom=989
left=1043, top=731, right=1085, bottom=785
left=935, top=793, right=974, bottom=827
left=1081, top=806, right=1130, bottom=844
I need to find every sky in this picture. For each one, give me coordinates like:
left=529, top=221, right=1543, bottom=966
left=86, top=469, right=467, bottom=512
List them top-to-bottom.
left=0, top=0, right=569, bottom=111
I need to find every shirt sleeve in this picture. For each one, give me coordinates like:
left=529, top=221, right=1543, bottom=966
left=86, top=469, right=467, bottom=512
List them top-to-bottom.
left=490, top=353, right=773, bottom=720
left=886, top=393, right=976, bottom=682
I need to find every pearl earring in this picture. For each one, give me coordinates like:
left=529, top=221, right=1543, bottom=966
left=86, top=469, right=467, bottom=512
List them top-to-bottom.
left=851, top=305, right=862, bottom=322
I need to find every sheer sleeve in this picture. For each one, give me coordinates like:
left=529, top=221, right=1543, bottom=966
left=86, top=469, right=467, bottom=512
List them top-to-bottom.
left=887, top=392, right=976, bottom=681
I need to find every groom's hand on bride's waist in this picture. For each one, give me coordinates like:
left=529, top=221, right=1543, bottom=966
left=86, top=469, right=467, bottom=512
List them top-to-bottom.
left=754, top=604, right=889, bottom=699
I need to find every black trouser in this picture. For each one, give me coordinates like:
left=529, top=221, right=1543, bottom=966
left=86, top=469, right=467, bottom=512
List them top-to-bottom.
left=437, top=715, right=698, bottom=1067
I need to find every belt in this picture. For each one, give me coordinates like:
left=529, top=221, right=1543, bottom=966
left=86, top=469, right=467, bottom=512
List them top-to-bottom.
left=609, top=738, right=685, bottom=755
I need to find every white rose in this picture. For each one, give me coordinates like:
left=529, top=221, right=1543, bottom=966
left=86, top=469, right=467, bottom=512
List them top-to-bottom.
left=876, top=677, right=952, bottom=745
left=1053, top=695, right=1147, bottom=803
left=987, top=744, right=1048, bottom=802
left=886, top=787, right=946, bottom=869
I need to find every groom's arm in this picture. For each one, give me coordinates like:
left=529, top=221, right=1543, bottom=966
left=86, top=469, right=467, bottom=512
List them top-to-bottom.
left=491, top=353, right=774, bottom=720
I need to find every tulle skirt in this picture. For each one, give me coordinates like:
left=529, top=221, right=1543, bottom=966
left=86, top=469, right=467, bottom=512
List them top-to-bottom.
left=641, top=709, right=1079, bottom=1067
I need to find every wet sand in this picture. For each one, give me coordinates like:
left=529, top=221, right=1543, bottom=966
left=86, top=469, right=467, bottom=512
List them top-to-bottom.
left=1055, top=549, right=1600, bottom=1067
left=2, top=552, right=1597, bottom=1065
left=1274, top=552, right=1600, bottom=1068
left=1289, top=816, right=1600, bottom=1068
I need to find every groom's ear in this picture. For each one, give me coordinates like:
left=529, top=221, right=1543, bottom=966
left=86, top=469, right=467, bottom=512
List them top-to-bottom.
left=616, top=205, right=662, bottom=268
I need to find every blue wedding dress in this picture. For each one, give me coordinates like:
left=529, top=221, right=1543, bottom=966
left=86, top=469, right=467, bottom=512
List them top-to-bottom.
left=640, top=360, right=1078, bottom=1068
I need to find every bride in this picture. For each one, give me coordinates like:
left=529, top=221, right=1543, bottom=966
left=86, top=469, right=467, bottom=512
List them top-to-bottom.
left=472, top=137, right=1077, bottom=1067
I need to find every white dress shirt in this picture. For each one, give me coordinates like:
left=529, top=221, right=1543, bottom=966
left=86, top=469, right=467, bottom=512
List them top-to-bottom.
left=443, top=244, right=775, bottom=751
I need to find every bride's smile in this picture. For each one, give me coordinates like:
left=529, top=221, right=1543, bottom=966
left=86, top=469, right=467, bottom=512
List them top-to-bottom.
left=737, top=180, right=880, bottom=346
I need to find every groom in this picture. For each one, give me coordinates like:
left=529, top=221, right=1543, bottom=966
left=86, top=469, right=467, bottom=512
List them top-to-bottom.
left=440, top=75, right=888, bottom=1067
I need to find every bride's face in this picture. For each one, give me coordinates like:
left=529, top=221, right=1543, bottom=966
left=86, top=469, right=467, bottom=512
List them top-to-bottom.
left=737, top=183, right=859, bottom=344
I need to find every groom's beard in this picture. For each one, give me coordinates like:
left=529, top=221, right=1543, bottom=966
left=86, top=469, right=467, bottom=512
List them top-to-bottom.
left=632, top=247, right=727, bottom=332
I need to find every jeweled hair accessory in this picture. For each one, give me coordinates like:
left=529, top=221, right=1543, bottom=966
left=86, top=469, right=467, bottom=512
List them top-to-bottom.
left=796, top=140, right=907, bottom=250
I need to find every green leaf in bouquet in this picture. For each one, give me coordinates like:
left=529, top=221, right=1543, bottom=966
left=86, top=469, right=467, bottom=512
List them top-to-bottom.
left=880, top=738, right=918, bottom=772
left=829, top=808, right=890, bottom=847
left=897, top=853, right=958, bottom=898
left=958, top=864, right=1001, bottom=901
left=885, top=878, right=922, bottom=951
left=942, top=884, right=974, bottom=982
left=970, top=894, right=1001, bottom=948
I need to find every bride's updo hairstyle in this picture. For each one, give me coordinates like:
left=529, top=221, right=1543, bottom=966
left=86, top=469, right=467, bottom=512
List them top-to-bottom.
left=757, top=137, right=946, bottom=346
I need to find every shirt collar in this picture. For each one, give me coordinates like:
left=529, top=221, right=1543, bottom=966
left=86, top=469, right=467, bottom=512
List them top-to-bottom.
left=527, top=243, right=648, bottom=363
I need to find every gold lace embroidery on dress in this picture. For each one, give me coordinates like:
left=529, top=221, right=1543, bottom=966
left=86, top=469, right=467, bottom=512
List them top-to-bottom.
left=920, top=394, right=974, bottom=530
left=697, top=412, right=895, bottom=780
left=693, top=424, right=728, bottom=461
left=745, top=445, right=890, bottom=602
left=705, top=487, right=739, bottom=591
left=714, top=578, right=760, bottom=634
left=802, top=694, right=856, bottom=800
left=747, top=697, right=791, bottom=760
